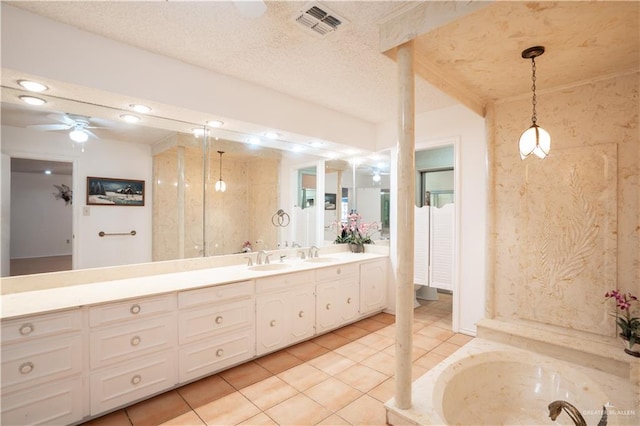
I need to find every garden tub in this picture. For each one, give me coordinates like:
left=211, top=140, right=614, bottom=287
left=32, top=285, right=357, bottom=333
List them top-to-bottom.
left=385, top=338, right=638, bottom=425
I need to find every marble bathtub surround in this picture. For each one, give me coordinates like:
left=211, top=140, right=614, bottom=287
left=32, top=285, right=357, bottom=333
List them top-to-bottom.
left=385, top=338, right=639, bottom=426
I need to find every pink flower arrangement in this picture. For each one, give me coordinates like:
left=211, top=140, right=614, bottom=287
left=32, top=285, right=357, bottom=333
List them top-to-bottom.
left=334, top=212, right=379, bottom=245
left=604, top=290, right=639, bottom=348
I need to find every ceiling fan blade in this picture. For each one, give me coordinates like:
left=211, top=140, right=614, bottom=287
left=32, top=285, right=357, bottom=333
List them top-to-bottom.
left=45, top=113, right=76, bottom=127
left=28, top=123, right=72, bottom=131
left=85, top=129, right=101, bottom=140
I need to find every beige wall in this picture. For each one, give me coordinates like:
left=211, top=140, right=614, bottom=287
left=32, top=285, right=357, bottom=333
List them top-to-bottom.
left=488, top=72, right=639, bottom=337
left=153, top=136, right=280, bottom=260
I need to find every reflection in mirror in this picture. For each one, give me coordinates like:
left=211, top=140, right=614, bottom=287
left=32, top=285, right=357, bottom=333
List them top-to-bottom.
left=1, top=98, right=324, bottom=276
left=323, top=153, right=391, bottom=244
left=293, top=165, right=317, bottom=247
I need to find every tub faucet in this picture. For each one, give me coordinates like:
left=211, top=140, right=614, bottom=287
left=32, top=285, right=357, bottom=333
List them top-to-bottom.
left=308, top=245, right=319, bottom=258
left=548, top=400, right=607, bottom=426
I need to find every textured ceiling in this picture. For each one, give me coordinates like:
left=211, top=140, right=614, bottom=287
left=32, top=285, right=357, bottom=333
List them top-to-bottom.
left=3, top=0, right=638, bottom=148
left=6, top=0, right=457, bottom=124
left=411, top=1, right=639, bottom=108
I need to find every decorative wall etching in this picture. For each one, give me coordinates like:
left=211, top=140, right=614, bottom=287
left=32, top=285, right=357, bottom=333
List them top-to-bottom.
left=520, top=144, right=617, bottom=334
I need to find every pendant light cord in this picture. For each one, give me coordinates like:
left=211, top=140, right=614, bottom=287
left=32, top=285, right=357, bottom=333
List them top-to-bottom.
left=530, top=57, right=538, bottom=125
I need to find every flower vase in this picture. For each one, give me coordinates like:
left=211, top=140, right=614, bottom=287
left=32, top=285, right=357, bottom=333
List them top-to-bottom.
left=349, top=243, right=364, bottom=253
left=621, top=337, right=640, bottom=358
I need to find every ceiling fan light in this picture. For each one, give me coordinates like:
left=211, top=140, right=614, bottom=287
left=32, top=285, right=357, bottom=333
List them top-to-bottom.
left=18, top=79, right=48, bottom=92
left=19, top=95, right=46, bottom=106
left=69, top=129, right=89, bottom=143
left=372, top=173, right=381, bottom=183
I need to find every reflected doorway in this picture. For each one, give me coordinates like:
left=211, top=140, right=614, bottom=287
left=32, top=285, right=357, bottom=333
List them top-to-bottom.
left=9, top=158, right=73, bottom=276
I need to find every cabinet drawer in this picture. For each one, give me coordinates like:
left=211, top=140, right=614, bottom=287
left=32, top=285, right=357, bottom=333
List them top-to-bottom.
left=315, top=263, right=357, bottom=282
left=256, top=271, right=313, bottom=294
left=178, top=281, right=252, bottom=309
left=89, top=294, right=176, bottom=327
left=179, top=299, right=253, bottom=344
left=1, top=309, right=81, bottom=344
left=90, top=314, right=177, bottom=369
left=179, top=328, right=255, bottom=382
left=1, top=334, right=82, bottom=390
left=90, top=351, right=177, bottom=415
left=1, top=376, right=84, bottom=426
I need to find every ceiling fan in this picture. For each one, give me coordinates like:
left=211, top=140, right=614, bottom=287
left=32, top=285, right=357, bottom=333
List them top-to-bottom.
left=28, top=113, right=102, bottom=142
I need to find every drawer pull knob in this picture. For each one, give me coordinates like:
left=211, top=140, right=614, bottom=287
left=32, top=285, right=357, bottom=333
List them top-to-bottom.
left=347, top=297, right=352, bottom=304
left=326, top=303, right=331, bottom=310
left=130, top=304, right=141, bottom=315
left=298, top=311, right=304, bottom=318
left=215, top=316, right=224, bottom=324
left=270, top=320, right=276, bottom=327
left=19, top=323, right=34, bottom=336
left=131, top=336, right=141, bottom=346
left=216, top=349, right=224, bottom=357
left=19, top=362, right=34, bottom=375
left=131, top=375, right=142, bottom=385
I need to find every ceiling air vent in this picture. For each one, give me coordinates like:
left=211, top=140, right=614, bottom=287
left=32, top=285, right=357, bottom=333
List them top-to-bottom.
left=294, top=2, right=348, bottom=36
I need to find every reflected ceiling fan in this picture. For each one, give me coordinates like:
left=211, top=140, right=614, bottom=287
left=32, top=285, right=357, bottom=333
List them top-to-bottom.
left=28, top=113, right=103, bottom=142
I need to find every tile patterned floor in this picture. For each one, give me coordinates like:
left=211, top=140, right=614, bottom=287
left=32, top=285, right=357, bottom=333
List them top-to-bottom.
left=82, top=293, right=472, bottom=426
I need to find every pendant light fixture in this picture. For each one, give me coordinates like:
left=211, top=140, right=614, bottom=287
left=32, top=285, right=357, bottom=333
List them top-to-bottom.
left=519, top=46, right=550, bottom=160
left=215, top=151, right=227, bottom=192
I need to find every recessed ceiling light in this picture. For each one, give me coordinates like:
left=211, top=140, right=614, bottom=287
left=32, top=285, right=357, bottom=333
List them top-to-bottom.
left=18, top=79, right=48, bottom=92
left=19, top=95, right=46, bottom=106
left=129, top=104, right=151, bottom=114
left=120, top=114, right=141, bottom=123
left=207, top=120, right=224, bottom=128
left=192, top=128, right=208, bottom=137
left=264, top=131, right=279, bottom=139
left=248, top=137, right=261, bottom=145
left=309, top=141, right=323, bottom=148
left=291, top=145, right=305, bottom=152
left=44, top=170, right=52, bottom=175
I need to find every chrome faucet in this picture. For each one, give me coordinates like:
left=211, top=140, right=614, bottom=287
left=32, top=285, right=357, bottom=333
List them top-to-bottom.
left=292, top=241, right=302, bottom=248
left=308, top=245, right=319, bottom=258
left=256, top=250, right=269, bottom=265
left=244, top=256, right=254, bottom=266
left=548, top=400, right=607, bottom=426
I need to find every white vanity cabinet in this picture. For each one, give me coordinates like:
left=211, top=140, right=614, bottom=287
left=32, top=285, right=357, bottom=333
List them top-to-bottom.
left=359, top=259, right=388, bottom=315
left=315, top=263, right=359, bottom=333
left=256, top=271, right=315, bottom=356
left=178, top=281, right=255, bottom=382
left=88, top=294, right=178, bottom=415
left=1, top=309, right=84, bottom=425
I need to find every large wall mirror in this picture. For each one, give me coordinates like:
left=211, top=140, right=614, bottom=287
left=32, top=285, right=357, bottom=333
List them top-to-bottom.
left=1, top=91, right=389, bottom=278
left=0, top=96, right=331, bottom=277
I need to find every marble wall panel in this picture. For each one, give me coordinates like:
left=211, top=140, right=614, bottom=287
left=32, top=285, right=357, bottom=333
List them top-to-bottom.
left=491, top=72, right=638, bottom=337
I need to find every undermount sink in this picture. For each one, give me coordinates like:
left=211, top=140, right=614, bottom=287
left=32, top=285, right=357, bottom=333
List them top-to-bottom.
left=304, top=257, right=338, bottom=263
left=249, top=263, right=292, bottom=271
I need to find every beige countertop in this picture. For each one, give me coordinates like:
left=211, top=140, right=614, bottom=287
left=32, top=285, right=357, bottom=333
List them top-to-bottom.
left=1, top=251, right=387, bottom=320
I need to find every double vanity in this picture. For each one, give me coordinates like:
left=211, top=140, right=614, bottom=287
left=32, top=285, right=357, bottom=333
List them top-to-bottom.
left=0, top=247, right=389, bottom=425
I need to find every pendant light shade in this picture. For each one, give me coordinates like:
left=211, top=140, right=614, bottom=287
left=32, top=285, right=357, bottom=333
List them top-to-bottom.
left=519, top=46, right=550, bottom=160
left=215, top=151, right=226, bottom=192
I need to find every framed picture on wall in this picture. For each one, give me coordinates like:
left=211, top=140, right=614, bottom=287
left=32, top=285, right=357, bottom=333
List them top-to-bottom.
left=86, top=176, right=145, bottom=206
left=324, top=193, right=337, bottom=210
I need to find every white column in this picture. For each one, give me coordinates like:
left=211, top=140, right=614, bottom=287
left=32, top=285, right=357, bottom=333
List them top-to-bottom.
left=394, top=40, right=415, bottom=410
